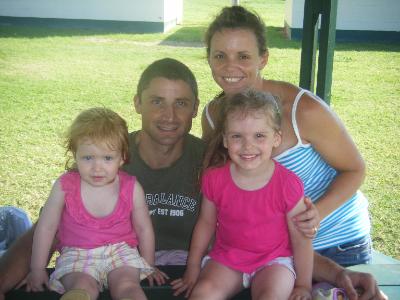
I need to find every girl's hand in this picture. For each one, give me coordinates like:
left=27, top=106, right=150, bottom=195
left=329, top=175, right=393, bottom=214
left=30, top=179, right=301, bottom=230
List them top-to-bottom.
left=292, top=197, right=320, bottom=239
left=170, top=264, right=201, bottom=298
left=146, top=267, right=169, bottom=287
left=25, top=269, right=49, bottom=292
left=289, top=286, right=311, bottom=300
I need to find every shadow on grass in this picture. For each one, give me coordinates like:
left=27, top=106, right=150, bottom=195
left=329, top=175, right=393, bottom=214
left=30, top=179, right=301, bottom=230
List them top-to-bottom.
left=0, top=22, right=398, bottom=53
left=0, top=23, right=137, bottom=38
left=159, top=26, right=301, bottom=49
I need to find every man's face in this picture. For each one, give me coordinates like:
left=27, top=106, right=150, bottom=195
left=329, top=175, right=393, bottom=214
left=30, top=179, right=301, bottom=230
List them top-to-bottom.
left=135, top=77, right=198, bottom=146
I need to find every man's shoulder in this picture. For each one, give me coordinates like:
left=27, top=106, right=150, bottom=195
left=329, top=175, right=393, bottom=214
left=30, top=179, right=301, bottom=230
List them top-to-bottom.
left=128, top=130, right=138, bottom=141
left=185, top=133, right=205, bottom=147
left=185, top=134, right=206, bottom=155
left=203, top=163, right=228, bottom=181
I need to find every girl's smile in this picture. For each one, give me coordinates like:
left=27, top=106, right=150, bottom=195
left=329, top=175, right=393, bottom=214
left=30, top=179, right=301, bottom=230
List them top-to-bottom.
left=223, top=110, right=281, bottom=175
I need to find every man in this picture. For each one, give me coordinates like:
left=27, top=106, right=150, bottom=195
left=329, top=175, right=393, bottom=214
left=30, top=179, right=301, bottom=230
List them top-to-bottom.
left=0, top=58, right=387, bottom=300
left=123, top=58, right=204, bottom=268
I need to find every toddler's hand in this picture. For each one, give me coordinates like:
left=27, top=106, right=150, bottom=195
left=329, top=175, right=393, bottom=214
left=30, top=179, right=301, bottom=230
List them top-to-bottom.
left=146, top=267, right=169, bottom=287
left=26, top=269, right=49, bottom=292
left=289, top=286, right=311, bottom=300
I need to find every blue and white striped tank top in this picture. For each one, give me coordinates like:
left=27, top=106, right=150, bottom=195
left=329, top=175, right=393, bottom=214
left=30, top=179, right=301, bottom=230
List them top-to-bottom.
left=273, top=89, right=371, bottom=250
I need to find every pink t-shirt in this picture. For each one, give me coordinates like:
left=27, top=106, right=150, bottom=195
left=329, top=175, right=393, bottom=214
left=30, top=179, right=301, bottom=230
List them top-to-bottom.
left=201, top=160, right=304, bottom=274
left=56, top=171, right=138, bottom=250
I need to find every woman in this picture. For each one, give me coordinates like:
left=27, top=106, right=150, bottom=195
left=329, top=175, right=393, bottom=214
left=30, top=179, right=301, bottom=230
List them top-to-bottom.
left=202, top=6, right=371, bottom=267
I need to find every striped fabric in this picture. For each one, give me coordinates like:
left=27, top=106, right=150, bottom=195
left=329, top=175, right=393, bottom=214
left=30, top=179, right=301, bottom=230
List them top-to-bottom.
left=274, top=90, right=370, bottom=250
left=49, top=242, right=154, bottom=293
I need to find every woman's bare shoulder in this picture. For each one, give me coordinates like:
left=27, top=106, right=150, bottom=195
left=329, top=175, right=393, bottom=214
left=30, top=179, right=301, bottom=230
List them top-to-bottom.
left=262, top=79, right=300, bottom=104
left=298, top=90, right=332, bottom=118
left=296, top=91, right=345, bottom=145
left=203, top=95, right=224, bottom=117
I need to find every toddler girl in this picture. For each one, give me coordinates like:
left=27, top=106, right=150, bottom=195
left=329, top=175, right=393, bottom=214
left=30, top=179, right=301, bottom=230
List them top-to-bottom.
left=26, top=107, right=155, bottom=300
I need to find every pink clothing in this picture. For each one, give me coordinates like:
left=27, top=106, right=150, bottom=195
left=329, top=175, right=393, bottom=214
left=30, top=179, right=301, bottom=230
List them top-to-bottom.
left=201, top=160, right=304, bottom=274
left=57, top=171, right=138, bottom=250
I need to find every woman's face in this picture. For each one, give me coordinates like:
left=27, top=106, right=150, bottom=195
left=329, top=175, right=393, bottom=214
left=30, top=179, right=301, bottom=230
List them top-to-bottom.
left=208, top=28, right=268, bottom=96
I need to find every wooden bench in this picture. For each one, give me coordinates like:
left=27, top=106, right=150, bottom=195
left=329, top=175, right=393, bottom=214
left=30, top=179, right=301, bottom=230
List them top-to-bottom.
left=348, top=250, right=400, bottom=299
left=5, top=251, right=399, bottom=299
left=5, top=265, right=251, bottom=300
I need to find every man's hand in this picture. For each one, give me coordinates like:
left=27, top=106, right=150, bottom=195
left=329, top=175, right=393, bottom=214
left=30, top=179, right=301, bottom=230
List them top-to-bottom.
left=335, top=269, right=388, bottom=300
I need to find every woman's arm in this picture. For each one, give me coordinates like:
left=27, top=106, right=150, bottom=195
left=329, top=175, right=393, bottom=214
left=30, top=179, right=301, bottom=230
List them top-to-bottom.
left=298, top=94, right=365, bottom=219
left=26, top=178, right=65, bottom=292
left=171, top=196, right=217, bottom=297
left=287, top=197, right=313, bottom=299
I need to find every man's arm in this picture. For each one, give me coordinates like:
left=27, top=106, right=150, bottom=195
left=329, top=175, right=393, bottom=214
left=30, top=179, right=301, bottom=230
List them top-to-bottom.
left=0, top=225, right=35, bottom=299
left=313, top=251, right=343, bottom=283
left=313, top=252, right=387, bottom=300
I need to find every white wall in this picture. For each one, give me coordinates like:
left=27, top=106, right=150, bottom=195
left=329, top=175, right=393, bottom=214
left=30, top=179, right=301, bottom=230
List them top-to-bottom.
left=0, top=0, right=183, bottom=25
left=164, top=0, right=183, bottom=30
left=167, top=0, right=183, bottom=24
left=285, top=0, right=400, bottom=31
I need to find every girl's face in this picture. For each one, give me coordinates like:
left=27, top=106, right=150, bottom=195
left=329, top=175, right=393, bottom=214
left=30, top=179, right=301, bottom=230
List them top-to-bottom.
left=208, top=28, right=268, bottom=96
left=223, top=110, right=281, bottom=173
left=75, top=139, right=124, bottom=187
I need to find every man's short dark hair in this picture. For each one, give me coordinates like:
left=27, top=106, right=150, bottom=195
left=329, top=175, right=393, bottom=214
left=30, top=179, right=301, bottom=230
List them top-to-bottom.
left=136, top=58, right=198, bottom=100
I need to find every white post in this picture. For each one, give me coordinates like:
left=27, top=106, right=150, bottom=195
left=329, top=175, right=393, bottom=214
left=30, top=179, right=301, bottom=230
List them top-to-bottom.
left=176, top=0, right=183, bottom=24
left=232, top=0, right=240, bottom=6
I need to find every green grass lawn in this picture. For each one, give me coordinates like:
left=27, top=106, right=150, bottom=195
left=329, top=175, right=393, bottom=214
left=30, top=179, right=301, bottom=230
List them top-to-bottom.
left=0, top=0, right=399, bottom=259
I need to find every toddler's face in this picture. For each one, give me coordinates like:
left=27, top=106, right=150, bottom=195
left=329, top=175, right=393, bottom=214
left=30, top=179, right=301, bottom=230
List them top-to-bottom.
left=75, top=139, right=123, bottom=187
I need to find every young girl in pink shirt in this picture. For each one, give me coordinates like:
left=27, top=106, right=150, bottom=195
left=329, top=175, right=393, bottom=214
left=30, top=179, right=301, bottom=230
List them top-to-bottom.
left=183, top=90, right=313, bottom=299
left=26, top=108, right=156, bottom=300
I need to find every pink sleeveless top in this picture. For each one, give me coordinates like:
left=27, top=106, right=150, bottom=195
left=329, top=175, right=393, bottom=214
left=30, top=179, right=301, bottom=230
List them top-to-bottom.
left=202, top=161, right=304, bottom=273
left=56, top=171, right=138, bottom=249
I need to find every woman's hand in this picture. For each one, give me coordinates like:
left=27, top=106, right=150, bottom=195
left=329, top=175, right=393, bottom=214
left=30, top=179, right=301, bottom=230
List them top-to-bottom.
left=292, top=197, right=320, bottom=239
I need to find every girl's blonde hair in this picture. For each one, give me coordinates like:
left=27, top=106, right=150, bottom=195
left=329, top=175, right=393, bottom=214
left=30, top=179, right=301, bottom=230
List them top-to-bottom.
left=202, top=89, right=281, bottom=172
left=65, top=107, right=129, bottom=170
